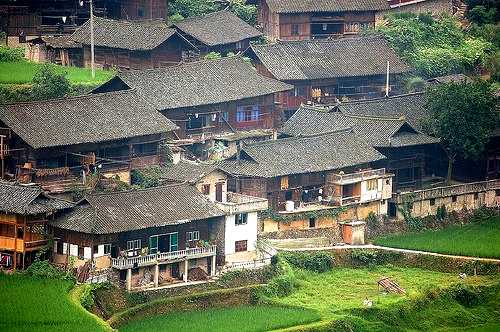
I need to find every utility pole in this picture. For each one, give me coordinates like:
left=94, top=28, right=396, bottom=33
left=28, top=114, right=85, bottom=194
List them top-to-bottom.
left=89, top=0, right=95, bottom=79
left=385, top=60, right=390, bottom=97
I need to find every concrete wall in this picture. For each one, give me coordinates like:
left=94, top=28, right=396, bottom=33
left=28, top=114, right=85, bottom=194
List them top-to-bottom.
left=195, top=170, right=228, bottom=203
left=224, top=212, right=258, bottom=257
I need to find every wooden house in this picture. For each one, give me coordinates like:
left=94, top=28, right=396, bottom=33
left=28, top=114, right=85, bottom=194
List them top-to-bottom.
left=1, top=0, right=169, bottom=47
left=256, top=0, right=390, bottom=41
left=173, top=10, right=263, bottom=56
left=67, top=17, right=197, bottom=70
left=26, top=35, right=82, bottom=66
left=246, top=36, right=410, bottom=115
left=94, top=56, right=293, bottom=159
left=0, top=90, right=178, bottom=194
left=280, top=94, right=445, bottom=192
left=219, top=130, right=394, bottom=234
left=161, top=160, right=269, bottom=263
left=0, top=181, right=73, bottom=270
left=50, top=184, right=224, bottom=290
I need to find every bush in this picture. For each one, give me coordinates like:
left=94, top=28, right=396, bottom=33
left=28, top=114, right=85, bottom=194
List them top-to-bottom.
left=468, top=5, right=497, bottom=25
left=0, top=46, right=24, bottom=62
left=30, top=64, right=70, bottom=100
left=130, top=165, right=169, bottom=188
left=436, top=205, right=447, bottom=221
left=366, top=211, right=380, bottom=229
left=350, top=249, right=378, bottom=266
left=280, top=251, right=334, bottom=273
left=25, top=260, right=73, bottom=281
left=80, top=282, right=111, bottom=310
left=452, top=284, right=482, bottom=307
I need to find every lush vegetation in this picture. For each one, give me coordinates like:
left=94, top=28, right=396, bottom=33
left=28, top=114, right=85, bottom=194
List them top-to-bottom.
left=168, top=0, right=257, bottom=26
left=372, top=13, right=493, bottom=78
left=0, top=60, right=113, bottom=84
left=423, top=80, right=498, bottom=182
left=375, top=217, right=500, bottom=259
left=0, top=273, right=109, bottom=332
left=119, top=305, right=320, bottom=332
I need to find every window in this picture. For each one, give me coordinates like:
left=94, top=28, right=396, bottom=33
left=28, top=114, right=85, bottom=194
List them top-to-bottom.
left=137, top=6, right=145, bottom=17
left=344, top=22, right=360, bottom=33
left=291, top=24, right=299, bottom=36
left=235, top=41, right=244, bottom=50
left=294, top=86, right=308, bottom=97
left=236, top=105, right=260, bottom=123
left=219, top=112, right=229, bottom=123
left=187, top=114, right=208, bottom=129
left=280, top=176, right=289, bottom=190
left=366, top=179, right=378, bottom=191
left=385, top=179, right=390, bottom=185
left=202, top=184, right=210, bottom=195
left=496, top=189, right=500, bottom=197
left=285, top=190, right=293, bottom=201
left=474, top=193, right=479, bottom=200
left=452, top=195, right=457, bottom=203
left=430, top=198, right=436, bottom=206
left=235, top=213, right=248, bottom=226
left=309, top=217, right=316, bottom=228
left=187, top=231, right=200, bottom=241
left=127, top=240, right=141, bottom=251
left=235, top=240, right=248, bottom=252
left=57, top=241, right=64, bottom=255
left=103, top=244, right=111, bottom=255
left=78, top=246, right=84, bottom=258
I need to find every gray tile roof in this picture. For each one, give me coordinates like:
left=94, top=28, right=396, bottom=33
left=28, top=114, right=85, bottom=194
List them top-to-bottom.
left=266, top=0, right=390, bottom=13
left=174, top=10, right=262, bottom=47
left=71, top=17, right=178, bottom=51
left=249, top=37, right=409, bottom=81
left=115, top=56, right=293, bottom=111
left=427, top=74, right=472, bottom=85
left=0, top=90, right=178, bottom=149
left=338, top=93, right=428, bottom=131
left=281, top=102, right=439, bottom=148
left=220, top=130, right=386, bottom=178
left=161, top=161, right=223, bottom=184
left=0, top=182, right=74, bottom=215
left=50, top=184, right=224, bottom=234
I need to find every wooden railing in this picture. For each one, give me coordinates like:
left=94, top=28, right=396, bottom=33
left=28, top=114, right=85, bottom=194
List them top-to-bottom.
left=329, top=168, right=386, bottom=184
left=394, top=179, right=500, bottom=203
left=111, top=245, right=217, bottom=270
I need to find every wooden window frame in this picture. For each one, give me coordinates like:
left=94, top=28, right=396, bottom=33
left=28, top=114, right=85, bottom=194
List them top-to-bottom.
left=235, top=213, right=248, bottom=226
left=235, top=240, right=248, bottom=252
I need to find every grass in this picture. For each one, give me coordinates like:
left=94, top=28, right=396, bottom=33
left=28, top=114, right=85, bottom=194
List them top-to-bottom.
left=0, top=60, right=114, bottom=84
left=374, top=217, right=500, bottom=259
left=272, top=266, right=495, bottom=319
left=0, top=273, right=110, bottom=332
left=118, top=305, right=321, bottom=332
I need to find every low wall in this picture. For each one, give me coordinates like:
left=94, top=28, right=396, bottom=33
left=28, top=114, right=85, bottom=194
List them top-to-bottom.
left=107, top=284, right=264, bottom=328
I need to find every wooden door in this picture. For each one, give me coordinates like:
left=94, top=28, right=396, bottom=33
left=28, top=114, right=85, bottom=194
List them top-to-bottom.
left=215, top=182, right=223, bottom=202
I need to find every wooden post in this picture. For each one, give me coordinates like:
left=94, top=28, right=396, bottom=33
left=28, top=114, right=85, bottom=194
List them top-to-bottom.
left=13, top=217, right=17, bottom=270
left=211, top=255, right=216, bottom=276
left=183, top=259, right=188, bottom=282
left=154, top=264, right=159, bottom=288
left=126, top=268, right=132, bottom=291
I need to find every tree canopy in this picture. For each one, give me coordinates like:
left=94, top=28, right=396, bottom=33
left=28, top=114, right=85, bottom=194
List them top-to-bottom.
left=373, top=13, right=493, bottom=78
left=30, top=64, right=70, bottom=101
left=423, top=81, right=498, bottom=182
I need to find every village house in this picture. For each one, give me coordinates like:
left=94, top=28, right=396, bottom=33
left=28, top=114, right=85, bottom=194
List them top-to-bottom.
left=0, top=0, right=169, bottom=47
left=255, top=0, right=456, bottom=42
left=256, top=0, right=390, bottom=41
left=173, top=10, right=263, bottom=56
left=38, top=17, right=197, bottom=70
left=26, top=35, right=81, bottom=66
left=246, top=36, right=410, bottom=116
left=93, top=56, right=293, bottom=159
left=0, top=90, right=177, bottom=194
left=280, top=95, right=445, bottom=192
left=219, top=130, right=394, bottom=234
left=160, top=160, right=269, bottom=264
left=0, top=181, right=73, bottom=270
left=50, top=184, right=223, bottom=290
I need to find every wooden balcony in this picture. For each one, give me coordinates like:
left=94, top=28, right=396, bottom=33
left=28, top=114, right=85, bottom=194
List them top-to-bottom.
left=329, top=168, right=387, bottom=185
left=215, top=193, right=268, bottom=215
left=0, top=234, right=48, bottom=252
left=111, top=245, right=217, bottom=270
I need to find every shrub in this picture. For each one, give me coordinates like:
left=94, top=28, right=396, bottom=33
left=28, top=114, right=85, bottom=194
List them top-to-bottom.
left=468, top=5, right=497, bottom=25
left=0, top=46, right=24, bottom=62
left=30, top=64, right=70, bottom=100
left=131, top=165, right=169, bottom=188
left=436, top=205, right=447, bottom=221
left=366, top=211, right=380, bottom=229
left=350, top=249, right=378, bottom=266
left=280, top=251, right=334, bottom=273
left=25, top=260, right=73, bottom=281
left=80, top=282, right=111, bottom=310
left=452, top=284, right=482, bottom=307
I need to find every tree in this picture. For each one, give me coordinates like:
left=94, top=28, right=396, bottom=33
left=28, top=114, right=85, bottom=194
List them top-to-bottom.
left=30, top=64, right=70, bottom=100
left=423, top=81, right=498, bottom=183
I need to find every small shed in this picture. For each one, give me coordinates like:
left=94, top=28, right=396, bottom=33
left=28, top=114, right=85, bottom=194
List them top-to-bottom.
left=341, top=221, right=366, bottom=245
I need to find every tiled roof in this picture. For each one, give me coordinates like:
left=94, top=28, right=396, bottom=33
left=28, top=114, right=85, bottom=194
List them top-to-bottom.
left=266, top=0, right=390, bottom=13
left=174, top=10, right=262, bottom=46
left=71, top=17, right=178, bottom=50
left=41, top=35, right=81, bottom=49
left=250, top=37, right=409, bottom=81
left=115, top=56, right=293, bottom=110
left=427, top=74, right=472, bottom=84
left=0, top=90, right=178, bottom=149
left=338, top=93, right=428, bottom=131
left=281, top=102, right=439, bottom=148
left=220, top=130, right=385, bottom=178
left=161, top=161, right=223, bottom=183
left=0, top=182, right=74, bottom=215
left=50, top=184, right=224, bottom=234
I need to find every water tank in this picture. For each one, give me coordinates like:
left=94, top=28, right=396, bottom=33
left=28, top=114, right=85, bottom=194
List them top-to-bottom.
left=285, top=200, right=295, bottom=212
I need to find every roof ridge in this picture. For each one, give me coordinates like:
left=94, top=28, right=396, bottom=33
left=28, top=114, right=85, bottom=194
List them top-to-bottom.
left=175, top=9, right=231, bottom=23
left=271, top=35, right=386, bottom=46
left=1, top=88, right=134, bottom=107
left=340, top=92, right=425, bottom=107
left=343, top=113, right=406, bottom=122
left=245, top=128, right=352, bottom=148
left=88, top=183, right=193, bottom=198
